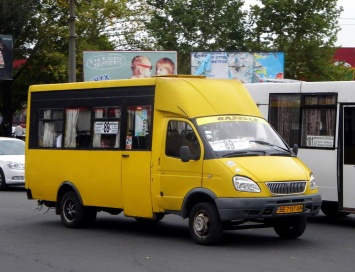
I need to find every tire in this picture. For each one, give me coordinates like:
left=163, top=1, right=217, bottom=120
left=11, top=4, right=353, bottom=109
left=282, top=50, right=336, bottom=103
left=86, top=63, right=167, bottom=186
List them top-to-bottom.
left=0, top=169, right=8, bottom=191
left=60, top=191, right=96, bottom=228
left=321, top=201, right=350, bottom=218
left=189, top=202, right=223, bottom=245
left=274, top=215, right=307, bottom=239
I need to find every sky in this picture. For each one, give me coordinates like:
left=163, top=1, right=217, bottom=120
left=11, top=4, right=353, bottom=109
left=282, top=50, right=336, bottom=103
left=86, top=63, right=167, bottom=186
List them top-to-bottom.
left=243, top=0, right=355, bottom=47
left=336, top=0, right=355, bottom=47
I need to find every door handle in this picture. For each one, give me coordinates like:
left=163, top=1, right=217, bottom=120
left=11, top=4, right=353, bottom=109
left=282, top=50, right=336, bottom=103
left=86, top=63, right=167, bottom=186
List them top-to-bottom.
left=122, top=154, right=129, bottom=158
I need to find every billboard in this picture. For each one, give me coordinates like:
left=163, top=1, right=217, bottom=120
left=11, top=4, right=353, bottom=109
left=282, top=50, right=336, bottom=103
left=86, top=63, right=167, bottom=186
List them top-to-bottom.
left=0, top=34, right=13, bottom=80
left=83, top=51, right=177, bottom=81
left=191, top=51, right=284, bottom=83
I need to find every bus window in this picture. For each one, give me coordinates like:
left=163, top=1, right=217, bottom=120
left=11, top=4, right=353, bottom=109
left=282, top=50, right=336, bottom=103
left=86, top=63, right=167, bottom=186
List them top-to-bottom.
left=269, top=93, right=337, bottom=149
left=269, top=94, right=300, bottom=147
left=301, top=94, right=336, bottom=148
left=126, top=105, right=151, bottom=150
left=92, top=107, right=121, bottom=148
left=38, top=109, right=63, bottom=148
left=166, top=120, right=200, bottom=159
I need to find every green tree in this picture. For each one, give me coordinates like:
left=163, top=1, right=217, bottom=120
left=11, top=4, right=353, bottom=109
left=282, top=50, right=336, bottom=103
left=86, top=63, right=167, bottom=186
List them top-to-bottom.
left=0, top=0, right=129, bottom=136
left=142, top=0, right=249, bottom=73
left=248, top=0, right=350, bottom=81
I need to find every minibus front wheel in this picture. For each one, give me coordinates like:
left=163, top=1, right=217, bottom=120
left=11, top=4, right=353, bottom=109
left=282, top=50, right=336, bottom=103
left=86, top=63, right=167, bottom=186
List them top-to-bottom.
left=60, top=191, right=97, bottom=228
left=189, top=202, right=223, bottom=245
left=273, top=215, right=307, bottom=239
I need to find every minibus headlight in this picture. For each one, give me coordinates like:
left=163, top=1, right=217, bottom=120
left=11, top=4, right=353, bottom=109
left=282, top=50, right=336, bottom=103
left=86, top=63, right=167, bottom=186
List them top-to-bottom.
left=6, top=161, right=25, bottom=170
left=310, top=173, right=317, bottom=190
left=233, top=176, right=260, bottom=193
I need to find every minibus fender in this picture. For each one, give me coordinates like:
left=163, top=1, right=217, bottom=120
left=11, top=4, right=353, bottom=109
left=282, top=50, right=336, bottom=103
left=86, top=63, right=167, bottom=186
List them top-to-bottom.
left=55, top=181, right=83, bottom=214
left=180, top=188, right=218, bottom=219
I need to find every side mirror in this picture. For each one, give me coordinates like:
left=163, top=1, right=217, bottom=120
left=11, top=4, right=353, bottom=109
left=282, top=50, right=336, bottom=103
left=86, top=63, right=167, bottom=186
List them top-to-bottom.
left=292, top=144, right=298, bottom=156
left=180, top=146, right=190, bottom=162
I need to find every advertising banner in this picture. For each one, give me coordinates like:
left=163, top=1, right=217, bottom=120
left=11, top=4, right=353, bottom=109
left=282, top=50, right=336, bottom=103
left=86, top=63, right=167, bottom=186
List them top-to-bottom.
left=0, top=34, right=13, bottom=80
left=83, top=51, right=177, bottom=81
left=191, top=51, right=284, bottom=83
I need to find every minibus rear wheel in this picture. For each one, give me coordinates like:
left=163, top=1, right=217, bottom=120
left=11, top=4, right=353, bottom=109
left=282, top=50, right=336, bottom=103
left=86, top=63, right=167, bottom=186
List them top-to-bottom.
left=60, top=191, right=96, bottom=228
left=189, top=202, right=223, bottom=245
left=273, top=215, right=307, bottom=239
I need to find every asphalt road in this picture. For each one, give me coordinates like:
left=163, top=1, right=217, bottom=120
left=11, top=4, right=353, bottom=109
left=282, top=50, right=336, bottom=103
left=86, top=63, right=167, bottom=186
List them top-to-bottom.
left=1, top=187, right=355, bottom=272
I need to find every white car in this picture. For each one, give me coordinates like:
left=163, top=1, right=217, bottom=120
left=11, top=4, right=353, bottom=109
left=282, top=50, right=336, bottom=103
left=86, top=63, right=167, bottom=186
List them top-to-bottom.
left=0, top=137, right=25, bottom=190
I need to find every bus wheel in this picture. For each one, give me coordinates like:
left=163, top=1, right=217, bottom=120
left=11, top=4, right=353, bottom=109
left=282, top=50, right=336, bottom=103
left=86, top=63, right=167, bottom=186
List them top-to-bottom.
left=0, top=169, right=8, bottom=191
left=60, top=191, right=87, bottom=228
left=321, top=201, right=350, bottom=218
left=189, top=202, right=223, bottom=245
left=274, top=215, right=307, bottom=239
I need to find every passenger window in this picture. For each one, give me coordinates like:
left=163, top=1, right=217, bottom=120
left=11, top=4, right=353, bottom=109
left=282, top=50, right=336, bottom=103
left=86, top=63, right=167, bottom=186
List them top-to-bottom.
left=125, top=105, right=151, bottom=150
left=92, top=107, right=121, bottom=148
left=38, top=109, right=63, bottom=148
left=165, top=121, right=200, bottom=159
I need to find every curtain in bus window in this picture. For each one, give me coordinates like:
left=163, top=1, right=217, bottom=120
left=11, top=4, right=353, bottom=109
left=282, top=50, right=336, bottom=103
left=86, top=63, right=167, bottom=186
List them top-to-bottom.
left=269, top=94, right=300, bottom=146
left=301, top=106, right=336, bottom=147
left=114, top=108, right=120, bottom=148
left=64, top=109, right=79, bottom=148
left=93, top=109, right=104, bottom=147
left=326, top=109, right=335, bottom=136
left=43, top=110, right=55, bottom=147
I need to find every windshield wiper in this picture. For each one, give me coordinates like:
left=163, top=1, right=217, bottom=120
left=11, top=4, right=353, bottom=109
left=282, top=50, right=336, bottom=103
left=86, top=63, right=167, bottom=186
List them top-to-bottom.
left=249, top=140, right=291, bottom=154
left=222, top=150, right=267, bottom=158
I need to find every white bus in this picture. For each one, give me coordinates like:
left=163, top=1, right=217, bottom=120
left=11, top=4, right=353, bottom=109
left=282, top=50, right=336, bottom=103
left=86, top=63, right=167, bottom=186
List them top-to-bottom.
left=246, top=81, right=355, bottom=217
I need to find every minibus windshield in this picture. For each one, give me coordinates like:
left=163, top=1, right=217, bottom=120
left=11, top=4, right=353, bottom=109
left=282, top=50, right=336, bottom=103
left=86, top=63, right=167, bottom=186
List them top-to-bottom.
left=196, top=115, right=290, bottom=156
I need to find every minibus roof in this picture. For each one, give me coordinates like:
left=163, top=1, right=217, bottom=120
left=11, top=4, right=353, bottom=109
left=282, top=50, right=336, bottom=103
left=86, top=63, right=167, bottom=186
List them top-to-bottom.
left=154, top=76, right=262, bottom=118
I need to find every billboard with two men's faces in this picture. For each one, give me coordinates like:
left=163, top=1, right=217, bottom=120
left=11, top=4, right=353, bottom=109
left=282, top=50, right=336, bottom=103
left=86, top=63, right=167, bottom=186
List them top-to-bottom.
left=83, top=51, right=177, bottom=81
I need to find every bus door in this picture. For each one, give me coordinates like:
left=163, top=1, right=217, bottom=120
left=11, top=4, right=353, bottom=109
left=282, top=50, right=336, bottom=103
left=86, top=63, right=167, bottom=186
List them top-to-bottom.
left=341, top=104, right=355, bottom=210
left=121, top=105, right=153, bottom=218
left=159, top=120, right=203, bottom=211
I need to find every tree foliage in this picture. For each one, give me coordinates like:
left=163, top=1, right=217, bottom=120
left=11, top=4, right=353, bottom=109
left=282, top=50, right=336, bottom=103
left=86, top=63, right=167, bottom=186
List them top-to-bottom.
left=0, top=0, right=129, bottom=135
left=144, top=0, right=249, bottom=73
left=248, top=0, right=347, bottom=81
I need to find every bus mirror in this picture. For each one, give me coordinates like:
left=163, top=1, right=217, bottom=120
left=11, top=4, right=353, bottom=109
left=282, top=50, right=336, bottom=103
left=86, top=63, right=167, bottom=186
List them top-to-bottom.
left=292, top=144, right=298, bottom=156
left=180, top=146, right=190, bottom=162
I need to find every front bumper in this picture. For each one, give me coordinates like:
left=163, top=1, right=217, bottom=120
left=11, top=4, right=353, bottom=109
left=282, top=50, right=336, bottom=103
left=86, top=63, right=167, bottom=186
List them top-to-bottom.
left=215, top=193, right=322, bottom=221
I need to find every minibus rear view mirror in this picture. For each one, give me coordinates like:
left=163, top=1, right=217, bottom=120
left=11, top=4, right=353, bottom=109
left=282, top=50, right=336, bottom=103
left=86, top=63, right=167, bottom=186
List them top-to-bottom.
left=292, top=144, right=298, bottom=156
left=180, top=146, right=190, bottom=162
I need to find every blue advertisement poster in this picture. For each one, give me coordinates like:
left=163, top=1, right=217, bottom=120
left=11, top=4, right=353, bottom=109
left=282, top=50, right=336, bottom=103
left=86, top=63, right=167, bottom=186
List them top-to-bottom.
left=0, top=34, right=13, bottom=80
left=83, top=51, right=177, bottom=81
left=191, top=52, right=284, bottom=83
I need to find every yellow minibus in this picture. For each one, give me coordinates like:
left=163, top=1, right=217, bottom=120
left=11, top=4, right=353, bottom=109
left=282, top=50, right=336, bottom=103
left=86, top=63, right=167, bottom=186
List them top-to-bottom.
left=25, top=76, right=321, bottom=245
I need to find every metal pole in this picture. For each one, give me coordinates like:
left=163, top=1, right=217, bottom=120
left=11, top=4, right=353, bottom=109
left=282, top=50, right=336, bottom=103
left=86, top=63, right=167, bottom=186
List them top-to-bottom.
left=69, top=0, right=76, bottom=82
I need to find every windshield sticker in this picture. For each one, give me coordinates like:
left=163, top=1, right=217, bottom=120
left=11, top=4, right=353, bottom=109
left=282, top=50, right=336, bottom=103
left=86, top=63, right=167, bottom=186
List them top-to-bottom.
left=197, top=116, right=266, bottom=126
left=210, top=139, right=251, bottom=151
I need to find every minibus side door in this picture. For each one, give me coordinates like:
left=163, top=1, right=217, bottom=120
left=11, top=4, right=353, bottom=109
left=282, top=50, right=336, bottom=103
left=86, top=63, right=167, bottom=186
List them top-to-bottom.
left=121, top=105, right=153, bottom=218
left=158, top=120, right=203, bottom=211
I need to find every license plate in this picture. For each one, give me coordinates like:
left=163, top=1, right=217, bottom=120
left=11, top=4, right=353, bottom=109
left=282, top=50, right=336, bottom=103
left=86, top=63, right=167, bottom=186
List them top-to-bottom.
left=276, top=205, right=303, bottom=214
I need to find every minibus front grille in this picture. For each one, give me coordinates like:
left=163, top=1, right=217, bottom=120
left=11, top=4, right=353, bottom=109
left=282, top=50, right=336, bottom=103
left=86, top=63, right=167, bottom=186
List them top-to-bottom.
left=266, top=181, right=307, bottom=195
